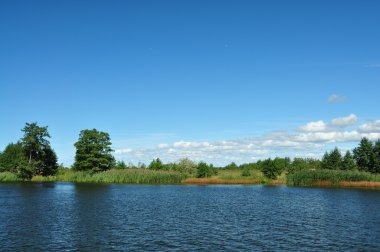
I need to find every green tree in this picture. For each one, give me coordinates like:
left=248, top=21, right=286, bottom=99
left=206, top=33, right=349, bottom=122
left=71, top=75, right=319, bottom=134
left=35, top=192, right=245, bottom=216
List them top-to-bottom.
left=21, top=122, right=58, bottom=176
left=21, top=122, right=50, bottom=164
left=73, top=129, right=115, bottom=172
left=353, top=137, right=374, bottom=172
left=372, top=140, right=380, bottom=173
left=0, top=142, right=28, bottom=173
left=37, top=145, right=58, bottom=176
left=322, top=148, right=342, bottom=170
left=329, top=148, right=343, bottom=170
left=342, top=150, right=357, bottom=170
left=148, top=158, right=164, bottom=170
left=176, top=158, right=197, bottom=174
left=260, top=159, right=282, bottom=179
left=115, top=160, right=127, bottom=169
left=196, top=162, right=213, bottom=178
left=225, top=162, right=238, bottom=170
left=241, top=167, right=251, bottom=177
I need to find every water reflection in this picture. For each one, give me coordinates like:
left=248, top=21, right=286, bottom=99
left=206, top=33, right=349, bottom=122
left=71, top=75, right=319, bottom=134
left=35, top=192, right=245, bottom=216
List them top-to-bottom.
left=0, top=183, right=380, bottom=251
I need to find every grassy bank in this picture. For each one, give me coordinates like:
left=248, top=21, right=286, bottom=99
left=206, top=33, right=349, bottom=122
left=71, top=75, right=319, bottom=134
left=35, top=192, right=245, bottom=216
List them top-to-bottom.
left=2, top=168, right=380, bottom=188
left=287, top=169, right=380, bottom=187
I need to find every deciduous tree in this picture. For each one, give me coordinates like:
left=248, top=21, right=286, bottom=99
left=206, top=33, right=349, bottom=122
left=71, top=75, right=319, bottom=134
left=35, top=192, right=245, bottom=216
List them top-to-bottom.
left=73, top=129, right=115, bottom=172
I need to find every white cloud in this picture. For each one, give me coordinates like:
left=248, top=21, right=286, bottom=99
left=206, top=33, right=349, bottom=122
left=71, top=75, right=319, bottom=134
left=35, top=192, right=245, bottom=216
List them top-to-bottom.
left=328, top=94, right=347, bottom=104
left=331, top=114, right=357, bottom=127
left=114, top=115, right=380, bottom=165
left=298, top=120, right=327, bottom=132
left=359, top=120, right=380, bottom=132
left=157, top=143, right=169, bottom=148
left=115, top=148, right=132, bottom=154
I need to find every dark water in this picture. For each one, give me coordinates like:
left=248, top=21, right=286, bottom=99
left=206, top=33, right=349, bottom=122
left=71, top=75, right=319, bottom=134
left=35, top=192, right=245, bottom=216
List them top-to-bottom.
left=0, top=183, right=380, bottom=251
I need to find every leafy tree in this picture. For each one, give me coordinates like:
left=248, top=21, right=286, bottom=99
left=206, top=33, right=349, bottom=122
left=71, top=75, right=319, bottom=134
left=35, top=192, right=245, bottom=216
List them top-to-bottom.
left=20, top=122, right=58, bottom=176
left=21, top=122, right=50, bottom=164
left=73, top=129, right=115, bottom=172
left=353, top=137, right=374, bottom=172
left=0, top=142, right=28, bottom=173
left=342, top=150, right=357, bottom=170
left=273, top=157, right=290, bottom=173
left=148, top=158, right=164, bottom=170
left=175, top=158, right=197, bottom=174
left=260, top=159, right=282, bottom=179
left=115, top=160, right=128, bottom=169
left=196, top=162, right=213, bottom=178
left=224, top=162, right=238, bottom=170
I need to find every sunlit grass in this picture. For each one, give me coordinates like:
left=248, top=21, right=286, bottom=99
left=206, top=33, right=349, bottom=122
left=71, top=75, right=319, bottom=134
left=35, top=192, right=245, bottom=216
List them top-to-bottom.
left=0, top=172, right=23, bottom=182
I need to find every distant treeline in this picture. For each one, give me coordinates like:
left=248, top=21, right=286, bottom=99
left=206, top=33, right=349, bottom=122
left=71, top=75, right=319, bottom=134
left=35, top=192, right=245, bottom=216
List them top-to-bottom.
left=1, top=122, right=380, bottom=181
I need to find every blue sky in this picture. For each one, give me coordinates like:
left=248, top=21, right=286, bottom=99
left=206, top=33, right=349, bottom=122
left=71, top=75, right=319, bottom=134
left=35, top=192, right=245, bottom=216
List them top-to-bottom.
left=1, top=0, right=380, bottom=166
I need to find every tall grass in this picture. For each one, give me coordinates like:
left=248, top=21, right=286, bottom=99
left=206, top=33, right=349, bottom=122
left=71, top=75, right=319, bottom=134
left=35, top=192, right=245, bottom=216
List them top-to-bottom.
left=31, top=169, right=188, bottom=184
left=217, top=169, right=264, bottom=180
left=287, top=169, right=380, bottom=187
left=0, top=172, right=23, bottom=182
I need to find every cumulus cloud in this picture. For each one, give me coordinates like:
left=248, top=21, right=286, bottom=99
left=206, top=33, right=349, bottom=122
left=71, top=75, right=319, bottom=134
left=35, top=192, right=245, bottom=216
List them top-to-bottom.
left=328, top=94, right=347, bottom=104
left=331, top=114, right=357, bottom=127
left=114, top=115, right=380, bottom=165
left=298, top=120, right=327, bottom=132
left=359, top=120, right=380, bottom=133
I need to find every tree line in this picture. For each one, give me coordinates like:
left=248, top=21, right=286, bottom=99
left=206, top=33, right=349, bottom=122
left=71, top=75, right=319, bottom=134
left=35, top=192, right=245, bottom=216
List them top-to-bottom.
left=1, top=122, right=380, bottom=180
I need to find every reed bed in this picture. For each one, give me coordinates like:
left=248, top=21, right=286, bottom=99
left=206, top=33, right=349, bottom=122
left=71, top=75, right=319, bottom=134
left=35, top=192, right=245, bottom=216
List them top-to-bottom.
left=31, top=169, right=188, bottom=184
left=287, top=169, right=380, bottom=187
left=183, top=178, right=261, bottom=185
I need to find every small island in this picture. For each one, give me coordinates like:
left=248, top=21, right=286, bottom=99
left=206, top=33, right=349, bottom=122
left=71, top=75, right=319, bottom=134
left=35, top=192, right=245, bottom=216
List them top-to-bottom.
left=1, top=122, right=379, bottom=188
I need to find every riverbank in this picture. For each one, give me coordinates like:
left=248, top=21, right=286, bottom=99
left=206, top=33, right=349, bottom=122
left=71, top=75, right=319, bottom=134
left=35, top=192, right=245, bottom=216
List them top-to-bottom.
left=1, top=169, right=380, bottom=189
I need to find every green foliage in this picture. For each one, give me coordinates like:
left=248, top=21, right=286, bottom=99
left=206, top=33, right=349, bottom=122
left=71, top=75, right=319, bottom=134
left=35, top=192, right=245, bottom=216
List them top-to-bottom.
left=20, top=122, right=58, bottom=176
left=21, top=122, right=50, bottom=163
left=73, top=129, right=115, bottom=172
left=353, top=137, right=374, bottom=172
left=372, top=140, right=380, bottom=173
left=0, top=142, right=28, bottom=173
left=322, top=148, right=343, bottom=170
left=342, top=151, right=357, bottom=170
left=148, top=158, right=164, bottom=170
left=176, top=158, right=197, bottom=174
left=260, top=158, right=283, bottom=179
left=288, top=158, right=321, bottom=173
left=115, top=160, right=128, bottom=169
left=196, top=162, right=214, bottom=178
left=224, top=162, right=238, bottom=170
left=239, top=162, right=260, bottom=171
left=241, top=167, right=251, bottom=177
left=287, top=169, right=380, bottom=187
left=0, top=172, right=23, bottom=182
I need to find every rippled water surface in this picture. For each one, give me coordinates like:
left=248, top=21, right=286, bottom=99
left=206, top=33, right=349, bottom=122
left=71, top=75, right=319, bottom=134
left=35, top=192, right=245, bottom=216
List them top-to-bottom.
left=0, top=183, right=379, bottom=251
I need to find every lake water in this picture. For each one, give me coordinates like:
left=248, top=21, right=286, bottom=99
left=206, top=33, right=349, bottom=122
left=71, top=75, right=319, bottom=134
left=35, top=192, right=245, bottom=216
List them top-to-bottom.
left=0, top=183, right=379, bottom=251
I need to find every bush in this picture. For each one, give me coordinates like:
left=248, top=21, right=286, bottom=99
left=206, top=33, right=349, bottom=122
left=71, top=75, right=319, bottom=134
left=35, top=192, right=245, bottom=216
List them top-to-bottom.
left=196, top=162, right=214, bottom=178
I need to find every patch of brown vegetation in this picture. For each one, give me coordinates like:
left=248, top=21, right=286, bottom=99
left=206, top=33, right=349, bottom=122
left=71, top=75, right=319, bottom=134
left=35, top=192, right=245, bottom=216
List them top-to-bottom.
left=183, top=178, right=261, bottom=185
left=267, top=180, right=286, bottom=185
left=339, top=181, right=380, bottom=188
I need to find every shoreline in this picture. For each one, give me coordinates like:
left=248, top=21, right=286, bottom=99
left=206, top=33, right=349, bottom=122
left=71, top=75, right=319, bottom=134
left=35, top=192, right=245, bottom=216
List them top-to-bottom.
left=1, top=178, right=380, bottom=189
